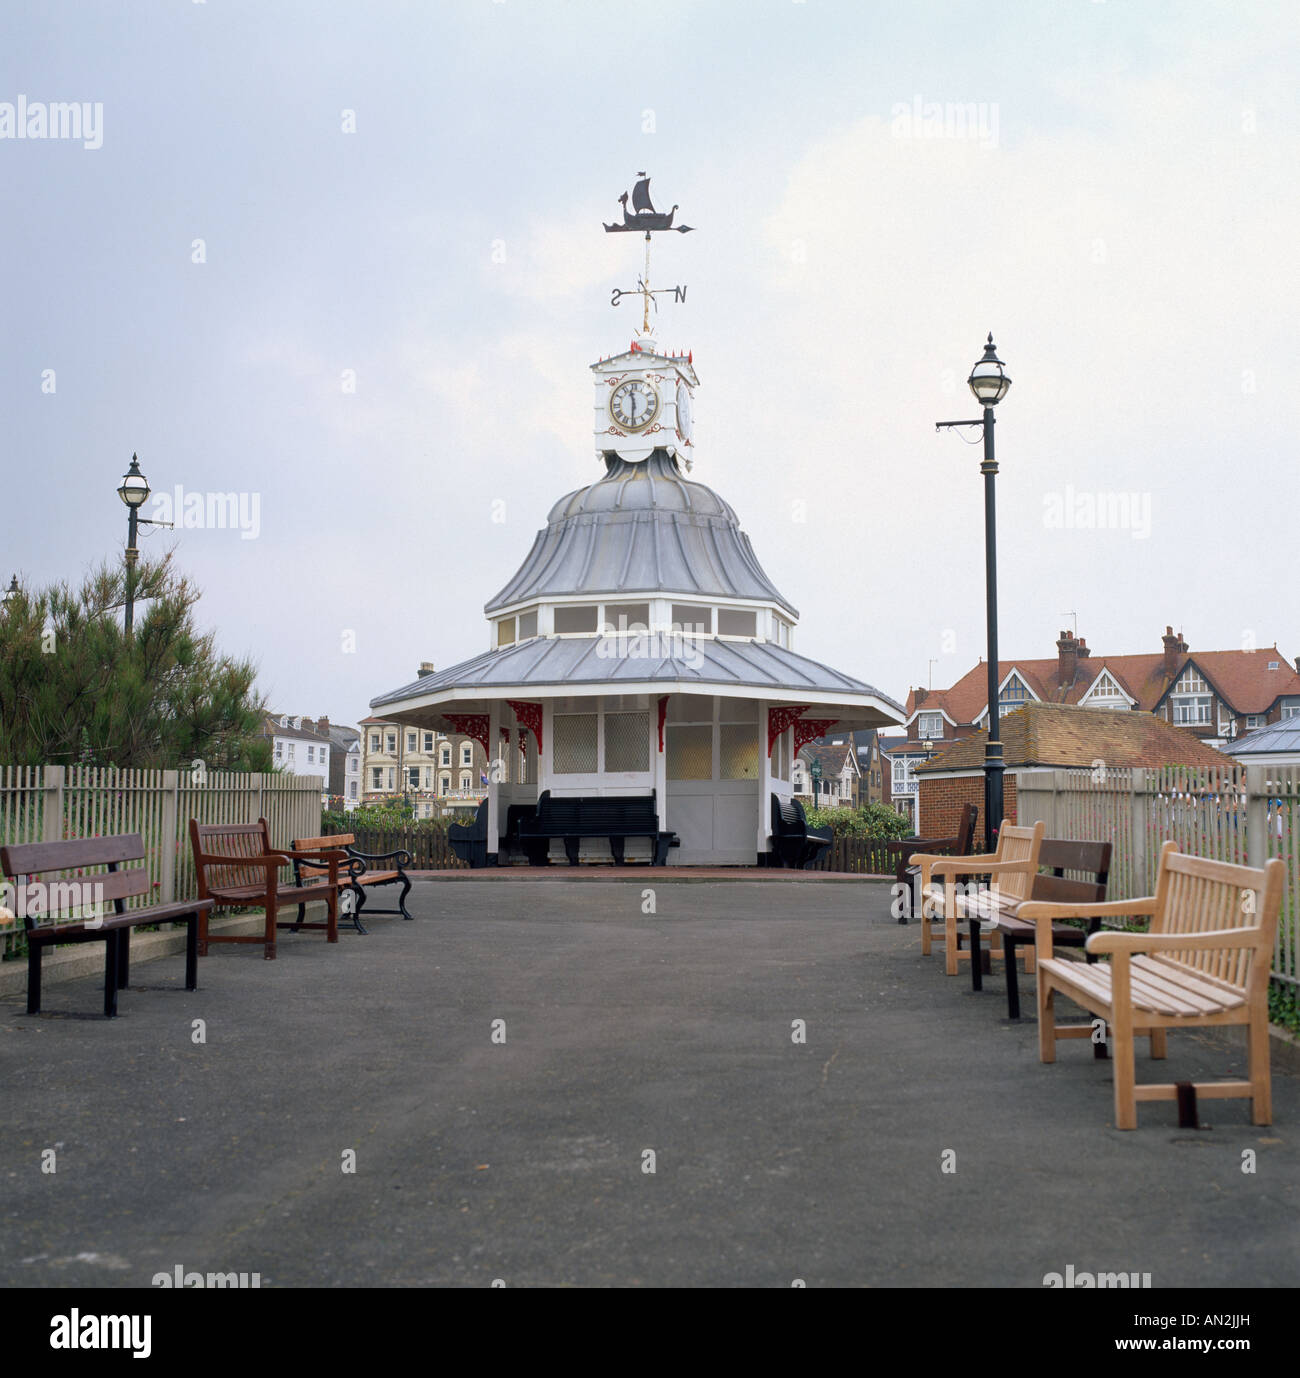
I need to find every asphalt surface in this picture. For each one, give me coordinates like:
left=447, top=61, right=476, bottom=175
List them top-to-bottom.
left=1, top=880, right=1296, bottom=1288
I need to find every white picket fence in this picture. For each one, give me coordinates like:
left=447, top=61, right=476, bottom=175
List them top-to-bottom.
left=1016, top=764, right=1300, bottom=990
left=0, top=765, right=324, bottom=953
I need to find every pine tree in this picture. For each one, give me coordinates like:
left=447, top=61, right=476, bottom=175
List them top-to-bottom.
left=0, top=553, right=273, bottom=770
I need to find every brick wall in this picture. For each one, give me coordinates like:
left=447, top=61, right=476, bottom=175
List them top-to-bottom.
left=917, top=772, right=1018, bottom=839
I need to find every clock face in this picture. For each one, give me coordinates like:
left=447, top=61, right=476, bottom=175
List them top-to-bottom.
left=609, top=378, right=659, bottom=431
left=675, top=380, right=693, bottom=443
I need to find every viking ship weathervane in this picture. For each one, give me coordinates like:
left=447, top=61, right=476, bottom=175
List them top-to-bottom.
left=604, top=173, right=694, bottom=335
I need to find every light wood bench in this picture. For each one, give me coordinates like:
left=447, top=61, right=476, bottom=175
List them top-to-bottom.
left=915, top=820, right=1045, bottom=977
left=290, top=833, right=413, bottom=933
left=1022, top=840, right=1284, bottom=1129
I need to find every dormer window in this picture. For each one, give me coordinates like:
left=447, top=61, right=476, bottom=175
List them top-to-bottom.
left=917, top=712, right=943, bottom=739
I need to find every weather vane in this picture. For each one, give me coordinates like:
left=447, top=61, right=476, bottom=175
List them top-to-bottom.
left=604, top=173, right=694, bottom=335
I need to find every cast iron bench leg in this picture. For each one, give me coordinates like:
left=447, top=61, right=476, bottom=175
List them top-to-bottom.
left=564, top=837, right=580, bottom=866
left=609, top=837, right=626, bottom=865
left=397, top=874, right=413, bottom=920
left=349, top=885, right=368, bottom=935
left=185, top=914, right=199, bottom=991
left=117, top=927, right=130, bottom=990
left=104, top=933, right=119, bottom=1018
left=1004, top=936, right=1020, bottom=1019
left=27, top=940, right=42, bottom=1015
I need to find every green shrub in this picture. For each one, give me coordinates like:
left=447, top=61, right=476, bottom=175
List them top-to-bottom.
left=804, top=802, right=912, bottom=839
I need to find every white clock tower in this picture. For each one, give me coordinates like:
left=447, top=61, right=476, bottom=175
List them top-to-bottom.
left=591, top=337, right=699, bottom=467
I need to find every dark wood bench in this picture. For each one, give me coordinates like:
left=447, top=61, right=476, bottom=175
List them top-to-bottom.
left=517, top=790, right=678, bottom=866
left=768, top=795, right=833, bottom=869
left=448, top=801, right=490, bottom=868
left=884, top=803, right=978, bottom=925
left=189, top=818, right=341, bottom=960
left=0, top=833, right=210, bottom=1017
left=291, top=833, right=413, bottom=931
left=991, top=838, right=1112, bottom=1020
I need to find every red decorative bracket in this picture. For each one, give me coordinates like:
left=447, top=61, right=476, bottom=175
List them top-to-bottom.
left=506, top=700, right=543, bottom=755
left=767, top=705, right=810, bottom=757
left=445, top=714, right=490, bottom=756
left=793, top=718, right=838, bottom=754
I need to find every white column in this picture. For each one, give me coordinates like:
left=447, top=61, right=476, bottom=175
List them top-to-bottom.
left=488, top=701, right=501, bottom=862
left=756, top=701, right=774, bottom=857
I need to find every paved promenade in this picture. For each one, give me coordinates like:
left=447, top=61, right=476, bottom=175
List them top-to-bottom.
left=2, top=879, right=1295, bottom=1288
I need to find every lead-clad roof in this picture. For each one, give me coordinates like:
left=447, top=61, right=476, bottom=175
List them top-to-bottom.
left=485, top=450, right=797, bottom=616
left=371, top=633, right=904, bottom=715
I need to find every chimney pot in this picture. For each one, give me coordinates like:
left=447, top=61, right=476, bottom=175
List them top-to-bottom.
left=417, top=661, right=436, bottom=678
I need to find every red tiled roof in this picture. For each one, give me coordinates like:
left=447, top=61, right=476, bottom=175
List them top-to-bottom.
left=907, top=643, right=1300, bottom=722
left=915, top=703, right=1235, bottom=773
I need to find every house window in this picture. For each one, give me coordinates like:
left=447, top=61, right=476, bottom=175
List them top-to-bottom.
left=998, top=675, right=1030, bottom=718
left=1172, top=696, right=1212, bottom=725
left=1282, top=703, right=1300, bottom=720
left=918, top=712, right=943, bottom=739
left=1246, top=715, right=1264, bottom=729
left=407, top=732, right=416, bottom=753
left=424, top=732, right=434, bottom=752
left=370, top=733, right=379, bottom=752
left=386, top=733, right=397, bottom=753
left=274, top=741, right=283, bottom=760
left=287, top=743, right=296, bottom=760
left=306, top=745, right=314, bottom=763
left=461, top=745, right=472, bottom=766
left=441, top=747, right=451, bottom=766
left=891, top=756, right=918, bottom=795
left=408, top=767, right=419, bottom=789
left=424, top=767, right=431, bottom=788
left=372, top=768, right=383, bottom=790
left=387, top=768, right=395, bottom=790
left=460, top=772, right=472, bottom=791
left=440, top=775, right=450, bottom=794
left=349, top=781, right=357, bottom=799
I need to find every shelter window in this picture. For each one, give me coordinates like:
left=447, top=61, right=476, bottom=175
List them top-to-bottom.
left=602, top=603, right=651, bottom=633
left=671, top=604, right=709, bottom=634
left=555, top=605, right=599, bottom=634
left=717, top=608, right=757, bottom=638
left=518, top=609, right=538, bottom=640
left=497, top=618, right=515, bottom=647
left=605, top=712, right=649, bottom=772
left=554, top=713, right=598, bottom=773
left=666, top=725, right=712, bottom=780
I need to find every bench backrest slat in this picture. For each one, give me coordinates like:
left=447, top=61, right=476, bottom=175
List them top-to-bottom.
left=190, top=818, right=273, bottom=892
left=985, top=821, right=1044, bottom=902
left=1, top=833, right=146, bottom=877
left=293, top=834, right=354, bottom=852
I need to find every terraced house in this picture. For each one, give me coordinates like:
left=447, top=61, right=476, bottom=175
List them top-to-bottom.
left=359, top=688, right=488, bottom=818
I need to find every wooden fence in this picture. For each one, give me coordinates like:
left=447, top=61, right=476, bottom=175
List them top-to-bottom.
left=1016, top=763, right=1300, bottom=989
left=0, top=765, right=325, bottom=956
left=320, top=820, right=467, bottom=870
left=808, top=836, right=897, bottom=876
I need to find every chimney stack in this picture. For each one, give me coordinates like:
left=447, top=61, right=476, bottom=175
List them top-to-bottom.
left=1161, top=626, right=1188, bottom=677
left=1056, top=630, right=1079, bottom=687
left=417, top=661, right=436, bottom=678
left=913, top=687, right=928, bottom=706
left=317, top=715, right=330, bottom=736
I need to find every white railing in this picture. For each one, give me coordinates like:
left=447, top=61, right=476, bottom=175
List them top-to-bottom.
left=1016, top=764, right=1300, bottom=990
left=0, top=765, right=324, bottom=952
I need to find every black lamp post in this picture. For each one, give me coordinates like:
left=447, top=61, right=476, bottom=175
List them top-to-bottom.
left=937, top=334, right=1012, bottom=852
left=116, top=454, right=170, bottom=635
left=810, top=758, right=822, bottom=801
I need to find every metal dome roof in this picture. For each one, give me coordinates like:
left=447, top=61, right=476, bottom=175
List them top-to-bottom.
left=485, top=449, right=796, bottom=616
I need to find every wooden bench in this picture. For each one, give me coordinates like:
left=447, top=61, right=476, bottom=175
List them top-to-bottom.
left=518, top=791, right=678, bottom=866
left=769, top=795, right=833, bottom=869
left=447, top=801, right=490, bottom=868
left=885, top=803, right=977, bottom=925
left=189, top=818, right=341, bottom=961
left=915, top=820, right=1045, bottom=976
left=291, top=833, right=413, bottom=932
left=0, top=834, right=210, bottom=1017
left=990, top=838, right=1112, bottom=1019
left=1023, top=841, right=1284, bottom=1129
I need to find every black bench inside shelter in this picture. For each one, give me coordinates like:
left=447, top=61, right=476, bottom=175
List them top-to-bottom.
left=518, top=790, right=678, bottom=867
left=768, top=794, right=833, bottom=868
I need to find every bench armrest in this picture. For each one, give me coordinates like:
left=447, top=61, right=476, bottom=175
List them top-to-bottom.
left=348, top=848, right=412, bottom=868
left=923, top=850, right=998, bottom=872
left=195, top=853, right=285, bottom=874
left=927, top=857, right=1029, bottom=878
left=1018, top=897, right=1158, bottom=923
left=1087, top=926, right=1267, bottom=956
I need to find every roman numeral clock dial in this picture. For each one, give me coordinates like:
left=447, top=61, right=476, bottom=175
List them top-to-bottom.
left=609, top=379, right=659, bottom=431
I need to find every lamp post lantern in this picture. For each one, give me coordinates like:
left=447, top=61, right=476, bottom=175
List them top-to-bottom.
left=936, top=333, right=1012, bottom=852
left=117, top=454, right=171, bottom=635
left=2, top=574, right=18, bottom=608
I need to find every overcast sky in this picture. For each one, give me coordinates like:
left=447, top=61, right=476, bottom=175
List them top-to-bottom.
left=4, top=1, right=1297, bottom=730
